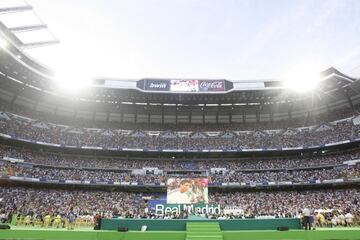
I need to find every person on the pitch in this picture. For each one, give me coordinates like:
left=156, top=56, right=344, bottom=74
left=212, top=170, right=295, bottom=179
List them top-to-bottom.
left=67, top=207, right=76, bottom=230
left=302, top=207, right=312, bottom=230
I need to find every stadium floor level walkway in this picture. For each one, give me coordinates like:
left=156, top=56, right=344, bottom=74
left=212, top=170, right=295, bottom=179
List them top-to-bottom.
left=186, top=222, right=223, bottom=240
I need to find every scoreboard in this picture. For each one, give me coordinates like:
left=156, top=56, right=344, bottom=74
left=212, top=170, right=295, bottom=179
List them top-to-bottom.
left=137, top=79, right=233, bottom=93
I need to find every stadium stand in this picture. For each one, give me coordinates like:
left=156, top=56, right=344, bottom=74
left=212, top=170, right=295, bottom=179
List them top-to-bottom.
left=0, top=17, right=359, bottom=234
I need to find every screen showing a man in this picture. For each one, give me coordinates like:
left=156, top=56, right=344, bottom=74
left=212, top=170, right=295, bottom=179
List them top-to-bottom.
left=170, top=80, right=199, bottom=92
left=167, top=178, right=208, bottom=204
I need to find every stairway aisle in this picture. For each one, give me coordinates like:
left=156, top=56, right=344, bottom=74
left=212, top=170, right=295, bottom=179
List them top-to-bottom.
left=185, top=222, right=223, bottom=240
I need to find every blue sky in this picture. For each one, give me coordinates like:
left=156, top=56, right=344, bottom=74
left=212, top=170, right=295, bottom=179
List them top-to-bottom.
left=2, top=0, right=360, bottom=80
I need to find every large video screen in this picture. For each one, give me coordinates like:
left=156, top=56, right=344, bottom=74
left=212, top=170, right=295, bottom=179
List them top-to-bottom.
left=143, top=79, right=227, bottom=92
left=170, top=80, right=199, bottom=92
left=167, top=178, right=208, bottom=204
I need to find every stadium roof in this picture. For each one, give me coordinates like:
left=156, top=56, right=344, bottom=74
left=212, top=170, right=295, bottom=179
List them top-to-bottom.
left=0, top=1, right=360, bottom=123
left=0, top=1, right=59, bottom=50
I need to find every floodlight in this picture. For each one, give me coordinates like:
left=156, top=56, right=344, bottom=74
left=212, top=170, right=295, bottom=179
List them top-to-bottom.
left=281, top=64, right=322, bottom=93
left=54, top=69, right=90, bottom=93
left=283, top=73, right=321, bottom=92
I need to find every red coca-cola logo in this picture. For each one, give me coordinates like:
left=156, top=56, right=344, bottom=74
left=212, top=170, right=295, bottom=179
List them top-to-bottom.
left=199, top=81, right=224, bottom=91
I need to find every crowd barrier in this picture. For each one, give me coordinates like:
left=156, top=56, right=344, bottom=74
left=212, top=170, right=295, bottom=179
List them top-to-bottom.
left=101, top=218, right=302, bottom=231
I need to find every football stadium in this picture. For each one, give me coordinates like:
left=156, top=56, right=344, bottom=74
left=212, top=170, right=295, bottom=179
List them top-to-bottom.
left=0, top=1, right=359, bottom=240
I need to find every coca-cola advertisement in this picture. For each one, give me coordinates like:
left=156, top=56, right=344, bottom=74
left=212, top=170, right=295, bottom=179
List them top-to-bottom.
left=145, top=79, right=170, bottom=91
left=198, top=80, right=225, bottom=92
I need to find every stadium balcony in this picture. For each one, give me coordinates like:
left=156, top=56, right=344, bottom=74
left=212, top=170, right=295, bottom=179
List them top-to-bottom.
left=1, top=108, right=360, bottom=155
left=0, top=142, right=358, bottom=170
left=1, top=142, right=359, bottom=191
left=1, top=161, right=359, bottom=191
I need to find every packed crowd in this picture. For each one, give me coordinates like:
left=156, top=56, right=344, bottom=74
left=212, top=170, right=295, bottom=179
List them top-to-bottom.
left=0, top=103, right=359, bottom=227
left=0, top=115, right=359, bottom=150
left=1, top=140, right=360, bottom=184
left=0, top=144, right=358, bottom=171
left=1, top=160, right=359, bottom=184
left=3, top=164, right=164, bottom=184
left=211, top=167, right=360, bottom=183
left=0, top=187, right=359, bottom=224
left=0, top=187, right=143, bottom=224
left=212, top=189, right=359, bottom=218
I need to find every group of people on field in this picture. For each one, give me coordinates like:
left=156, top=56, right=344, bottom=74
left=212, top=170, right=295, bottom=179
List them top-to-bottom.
left=13, top=207, right=83, bottom=230
left=302, top=207, right=355, bottom=230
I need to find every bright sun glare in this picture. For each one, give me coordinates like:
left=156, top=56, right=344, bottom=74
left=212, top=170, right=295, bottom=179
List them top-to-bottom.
left=281, top=64, right=323, bottom=93
left=54, top=68, right=91, bottom=93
